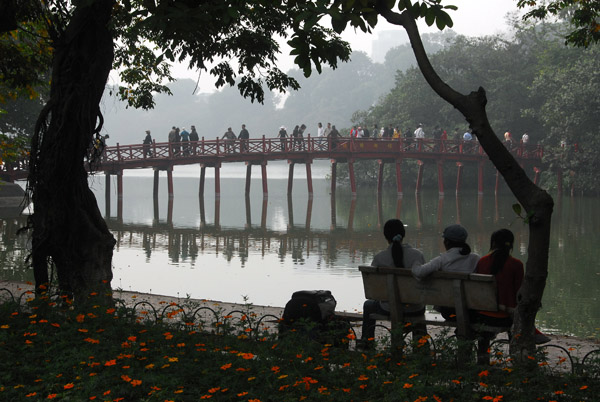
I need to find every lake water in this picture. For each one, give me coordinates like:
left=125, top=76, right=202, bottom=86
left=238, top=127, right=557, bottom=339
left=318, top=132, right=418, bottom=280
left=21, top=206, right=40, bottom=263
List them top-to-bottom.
left=1, top=161, right=599, bottom=339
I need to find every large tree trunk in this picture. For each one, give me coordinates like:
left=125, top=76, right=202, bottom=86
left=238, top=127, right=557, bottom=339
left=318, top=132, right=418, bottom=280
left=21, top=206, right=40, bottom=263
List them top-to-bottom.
left=27, top=0, right=116, bottom=303
left=377, top=6, right=553, bottom=356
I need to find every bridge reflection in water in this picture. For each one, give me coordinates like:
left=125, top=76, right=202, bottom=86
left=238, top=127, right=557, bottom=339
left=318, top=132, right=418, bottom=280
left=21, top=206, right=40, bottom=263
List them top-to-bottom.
left=105, top=190, right=508, bottom=267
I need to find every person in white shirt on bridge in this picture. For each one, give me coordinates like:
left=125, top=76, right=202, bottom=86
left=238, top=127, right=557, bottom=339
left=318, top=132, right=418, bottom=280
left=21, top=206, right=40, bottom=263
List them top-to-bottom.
left=414, top=123, right=425, bottom=139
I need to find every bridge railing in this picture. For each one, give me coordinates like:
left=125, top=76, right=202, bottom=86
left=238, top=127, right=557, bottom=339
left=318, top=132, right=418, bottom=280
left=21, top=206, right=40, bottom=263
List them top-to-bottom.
left=100, top=136, right=543, bottom=162
left=1, top=137, right=543, bottom=179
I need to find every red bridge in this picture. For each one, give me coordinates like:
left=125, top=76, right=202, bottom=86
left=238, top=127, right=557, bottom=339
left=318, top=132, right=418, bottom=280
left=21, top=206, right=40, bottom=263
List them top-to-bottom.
left=1, top=136, right=543, bottom=198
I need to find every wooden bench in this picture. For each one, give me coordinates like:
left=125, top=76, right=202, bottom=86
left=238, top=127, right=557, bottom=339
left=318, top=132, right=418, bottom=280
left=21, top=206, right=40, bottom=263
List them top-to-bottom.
left=359, top=265, right=510, bottom=359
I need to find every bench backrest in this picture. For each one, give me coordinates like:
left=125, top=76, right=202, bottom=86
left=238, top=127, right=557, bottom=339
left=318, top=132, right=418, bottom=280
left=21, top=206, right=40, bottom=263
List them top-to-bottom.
left=359, top=265, right=499, bottom=312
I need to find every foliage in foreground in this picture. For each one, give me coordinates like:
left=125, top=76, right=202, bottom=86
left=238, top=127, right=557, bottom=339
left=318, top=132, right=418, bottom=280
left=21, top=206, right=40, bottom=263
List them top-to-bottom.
left=0, top=293, right=597, bottom=402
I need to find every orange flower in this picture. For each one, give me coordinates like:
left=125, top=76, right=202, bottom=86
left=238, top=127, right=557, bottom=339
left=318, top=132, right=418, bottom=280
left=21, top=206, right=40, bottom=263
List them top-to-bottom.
left=106, top=308, right=116, bottom=314
left=76, top=314, right=85, bottom=323
left=127, top=336, right=137, bottom=342
left=240, top=353, right=255, bottom=360
left=104, top=359, right=117, bottom=366
left=220, top=363, right=232, bottom=370
left=478, top=370, right=489, bottom=377
left=121, top=375, right=132, bottom=383
left=358, top=375, right=369, bottom=381
left=301, top=377, right=318, bottom=391
left=131, top=379, right=142, bottom=387
left=403, top=383, right=413, bottom=388
left=360, top=384, right=368, bottom=389
left=209, top=387, right=220, bottom=393
left=103, top=390, right=111, bottom=396
left=26, top=392, right=37, bottom=397
left=237, top=392, right=248, bottom=396
left=47, top=394, right=57, bottom=399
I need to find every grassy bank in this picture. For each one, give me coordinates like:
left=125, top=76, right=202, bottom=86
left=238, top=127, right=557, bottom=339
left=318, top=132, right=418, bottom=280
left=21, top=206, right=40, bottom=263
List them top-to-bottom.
left=0, top=292, right=598, bottom=401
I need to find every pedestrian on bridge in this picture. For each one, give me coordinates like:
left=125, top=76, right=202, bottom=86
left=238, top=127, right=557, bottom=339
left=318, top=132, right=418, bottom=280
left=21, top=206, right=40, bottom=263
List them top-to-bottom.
left=239, top=124, right=250, bottom=153
left=189, top=125, right=199, bottom=154
left=168, top=126, right=179, bottom=156
left=278, top=126, right=288, bottom=151
left=180, top=127, right=190, bottom=155
left=222, top=127, right=237, bottom=153
left=143, top=130, right=153, bottom=157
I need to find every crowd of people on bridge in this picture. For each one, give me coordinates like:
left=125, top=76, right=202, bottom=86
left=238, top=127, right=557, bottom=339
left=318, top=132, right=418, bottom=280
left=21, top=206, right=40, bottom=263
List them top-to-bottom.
left=139, top=122, right=536, bottom=157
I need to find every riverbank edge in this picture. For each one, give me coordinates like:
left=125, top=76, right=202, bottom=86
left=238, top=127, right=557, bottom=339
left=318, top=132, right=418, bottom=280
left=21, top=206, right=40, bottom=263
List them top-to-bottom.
left=2, top=280, right=598, bottom=363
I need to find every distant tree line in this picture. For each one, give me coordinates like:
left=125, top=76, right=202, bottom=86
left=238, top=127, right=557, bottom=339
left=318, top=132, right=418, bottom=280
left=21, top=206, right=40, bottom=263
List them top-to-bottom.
left=344, top=20, right=599, bottom=194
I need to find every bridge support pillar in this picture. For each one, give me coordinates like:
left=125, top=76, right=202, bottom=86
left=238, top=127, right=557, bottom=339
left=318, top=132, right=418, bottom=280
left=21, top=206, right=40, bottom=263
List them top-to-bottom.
left=395, top=159, right=403, bottom=197
left=330, top=160, right=337, bottom=196
left=348, top=160, right=356, bottom=197
left=377, top=160, right=384, bottom=196
left=415, top=160, right=424, bottom=194
left=261, top=161, right=268, bottom=199
left=306, top=161, right=313, bottom=198
left=437, top=161, right=444, bottom=196
left=478, top=161, right=484, bottom=195
left=287, top=162, right=294, bottom=195
left=456, top=162, right=463, bottom=195
left=215, top=163, right=221, bottom=199
left=245, top=163, right=252, bottom=195
left=199, top=165, right=206, bottom=197
left=167, top=167, right=174, bottom=198
left=533, top=167, right=541, bottom=185
left=557, top=168, right=563, bottom=197
left=153, top=169, right=159, bottom=199
left=495, top=169, right=501, bottom=195
left=117, top=170, right=123, bottom=200
left=116, top=171, right=123, bottom=222
left=105, top=172, right=111, bottom=217
left=167, top=196, right=173, bottom=225
left=306, top=197, right=313, bottom=229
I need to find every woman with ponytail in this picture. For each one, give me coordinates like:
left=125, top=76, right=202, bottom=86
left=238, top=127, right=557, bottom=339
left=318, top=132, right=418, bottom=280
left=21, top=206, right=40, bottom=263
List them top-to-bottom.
left=359, top=219, right=426, bottom=348
left=473, top=229, right=550, bottom=346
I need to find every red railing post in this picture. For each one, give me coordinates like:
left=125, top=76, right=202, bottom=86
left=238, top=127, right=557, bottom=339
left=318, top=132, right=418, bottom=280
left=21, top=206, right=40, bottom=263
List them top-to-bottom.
left=262, top=135, right=266, bottom=153
left=117, top=143, right=121, bottom=162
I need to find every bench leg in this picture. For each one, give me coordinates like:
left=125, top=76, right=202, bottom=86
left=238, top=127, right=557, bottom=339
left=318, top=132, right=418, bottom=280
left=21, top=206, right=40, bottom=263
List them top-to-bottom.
left=476, top=337, right=491, bottom=365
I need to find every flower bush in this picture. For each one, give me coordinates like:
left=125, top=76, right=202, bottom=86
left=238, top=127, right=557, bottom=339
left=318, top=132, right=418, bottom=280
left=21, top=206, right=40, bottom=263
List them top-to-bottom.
left=0, top=291, right=597, bottom=401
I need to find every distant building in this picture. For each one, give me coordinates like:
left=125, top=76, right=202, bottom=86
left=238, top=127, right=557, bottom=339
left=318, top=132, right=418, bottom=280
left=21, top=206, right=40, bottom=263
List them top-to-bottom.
left=371, top=30, right=409, bottom=63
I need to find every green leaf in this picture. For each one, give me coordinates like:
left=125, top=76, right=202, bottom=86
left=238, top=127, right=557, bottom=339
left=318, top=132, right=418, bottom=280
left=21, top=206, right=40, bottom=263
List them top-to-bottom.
left=512, top=203, right=522, bottom=216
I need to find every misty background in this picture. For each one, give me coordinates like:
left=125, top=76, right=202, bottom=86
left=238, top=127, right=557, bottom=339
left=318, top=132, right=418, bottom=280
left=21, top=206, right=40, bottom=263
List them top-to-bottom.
left=99, top=30, right=456, bottom=145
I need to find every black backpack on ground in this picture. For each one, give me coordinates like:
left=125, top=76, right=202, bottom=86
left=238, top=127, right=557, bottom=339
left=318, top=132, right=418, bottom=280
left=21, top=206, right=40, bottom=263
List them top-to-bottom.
left=279, top=290, right=349, bottom=347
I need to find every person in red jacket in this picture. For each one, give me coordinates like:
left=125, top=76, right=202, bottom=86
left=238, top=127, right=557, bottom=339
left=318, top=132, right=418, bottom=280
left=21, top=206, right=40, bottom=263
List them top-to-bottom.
left=473, top=229, right=550, bottom=363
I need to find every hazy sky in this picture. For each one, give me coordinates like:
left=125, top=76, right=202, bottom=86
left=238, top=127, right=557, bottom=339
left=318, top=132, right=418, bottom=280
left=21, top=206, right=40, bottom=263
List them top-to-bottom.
left=347, top=0, right=518, bottom=53
left=171, top=1, right=520, bottom=90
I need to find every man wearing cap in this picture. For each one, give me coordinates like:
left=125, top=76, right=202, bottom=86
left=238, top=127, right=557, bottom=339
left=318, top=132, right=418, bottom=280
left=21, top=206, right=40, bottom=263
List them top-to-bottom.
left=412, top=224, right=479, bottom=281
left=412, top=224, right=480, bottom=321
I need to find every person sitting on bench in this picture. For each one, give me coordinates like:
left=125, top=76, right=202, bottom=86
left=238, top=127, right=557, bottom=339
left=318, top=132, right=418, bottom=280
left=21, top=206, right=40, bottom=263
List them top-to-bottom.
left=359, top=219, right=426, bottom=349
left=412, top=224, right=480, bottom=320
left=472, top=229, right=550, bottom=352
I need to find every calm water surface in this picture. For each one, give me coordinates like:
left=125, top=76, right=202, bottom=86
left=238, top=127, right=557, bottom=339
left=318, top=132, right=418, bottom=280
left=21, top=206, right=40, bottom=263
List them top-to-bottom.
left=1, top=162, right=599, bottom=339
